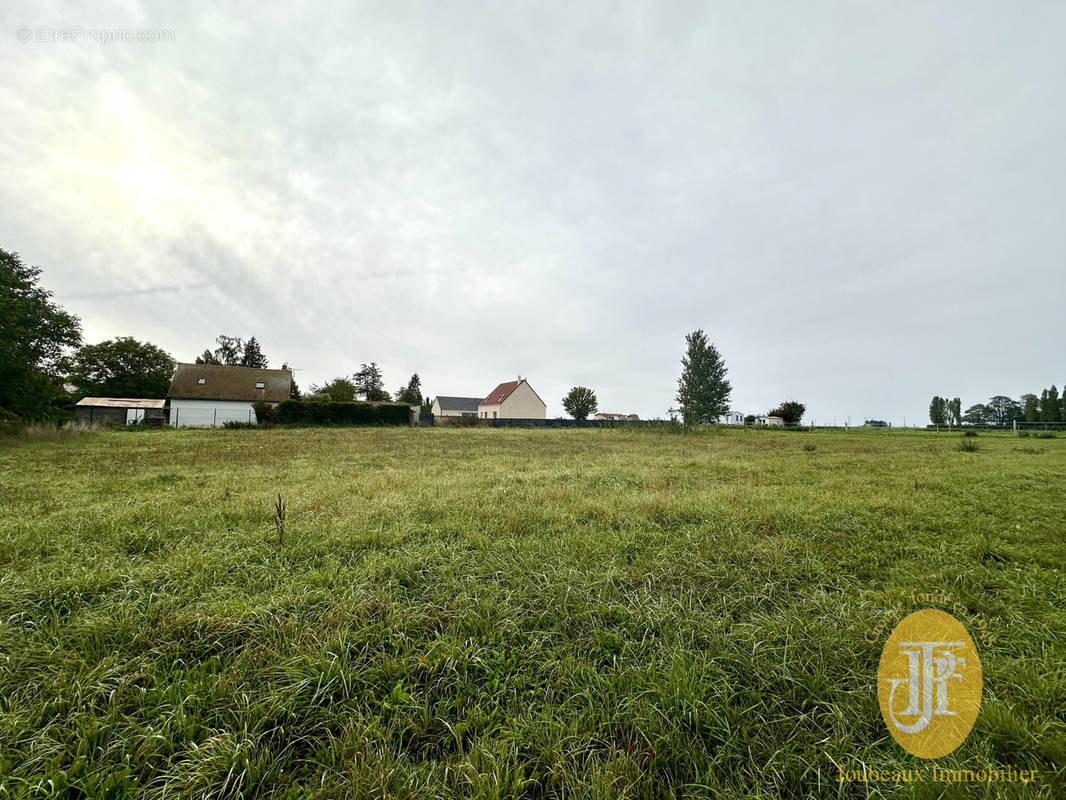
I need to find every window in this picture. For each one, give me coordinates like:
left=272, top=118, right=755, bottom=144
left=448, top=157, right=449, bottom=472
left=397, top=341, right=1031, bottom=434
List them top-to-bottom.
left=197, top=378, right=206, bottom=385
left=255, top=381, right=265, bottom=389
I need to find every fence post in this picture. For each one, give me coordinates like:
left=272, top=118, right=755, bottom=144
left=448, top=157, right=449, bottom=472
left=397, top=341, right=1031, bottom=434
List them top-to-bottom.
left=175, top=407, right=179, bottom=427
left=213, top=408, right=217, bottom=427
left=1013, top=420, right=1017, bottom=435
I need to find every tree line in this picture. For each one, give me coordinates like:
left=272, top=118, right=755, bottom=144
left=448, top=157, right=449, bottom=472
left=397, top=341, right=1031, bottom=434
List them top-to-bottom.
left=0, top=248, right=433, bottom=420
left=930, top=388, right=1064, bottom=426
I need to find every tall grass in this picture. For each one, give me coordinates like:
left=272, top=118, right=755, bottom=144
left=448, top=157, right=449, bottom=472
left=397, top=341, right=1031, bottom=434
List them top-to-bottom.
left=0, top=427, right=1062, bottom=798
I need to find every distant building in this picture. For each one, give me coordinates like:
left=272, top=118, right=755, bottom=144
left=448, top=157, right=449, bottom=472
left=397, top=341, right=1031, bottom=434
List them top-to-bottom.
left=167, top=363, right=292, bottom=427
left=477, top=377, right=546, bottom=420
left=432, top=396, right=483, bottom=417
left=75, top=397, right=166, bottom=425
left=719, top=411, right=745, bottom=425
left=594, top=412, right=639, bottom=421
left=755, top=415, right=785, bottom=427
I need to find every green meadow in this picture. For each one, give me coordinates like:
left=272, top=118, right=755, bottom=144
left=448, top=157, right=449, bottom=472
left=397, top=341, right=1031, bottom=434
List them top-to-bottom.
left=0, top=426, right=1063, bottom=798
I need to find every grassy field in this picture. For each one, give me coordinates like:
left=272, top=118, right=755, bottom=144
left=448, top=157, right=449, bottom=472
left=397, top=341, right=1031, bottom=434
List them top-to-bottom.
left=0, top=426, right=1063, bottom=799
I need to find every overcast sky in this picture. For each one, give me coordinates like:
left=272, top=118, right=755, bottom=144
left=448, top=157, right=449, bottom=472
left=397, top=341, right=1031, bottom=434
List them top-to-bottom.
left=3, top=2, right=1063, bottom=423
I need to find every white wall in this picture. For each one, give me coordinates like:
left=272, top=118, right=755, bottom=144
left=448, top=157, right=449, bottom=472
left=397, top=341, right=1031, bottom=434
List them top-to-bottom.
left=479, top=381, right=546, bottom=419
left=170, top=399, right=256, bottom=427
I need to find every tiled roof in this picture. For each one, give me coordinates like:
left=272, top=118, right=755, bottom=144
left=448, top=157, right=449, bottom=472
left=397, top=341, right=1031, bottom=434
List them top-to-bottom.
left=478, top=380, right=520, bottom=407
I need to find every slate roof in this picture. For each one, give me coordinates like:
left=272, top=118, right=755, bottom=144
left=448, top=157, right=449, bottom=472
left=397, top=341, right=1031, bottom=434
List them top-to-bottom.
left=434, top=396, right=483, bottom=412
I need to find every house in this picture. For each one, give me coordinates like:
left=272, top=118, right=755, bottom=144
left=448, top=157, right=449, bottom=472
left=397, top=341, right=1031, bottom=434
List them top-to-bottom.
left=167, top=363, right=292, bottom=427
left=477, top=377, right=546, bottom=419
left=432, top=396, right=484, bottom=417
left=75, top=397, right=166, bottom=425
left=719, top=411, right=745, bottom=425
left=594, top=412, right=639, bottom=421
left=755, top=415, right=785, bottom=426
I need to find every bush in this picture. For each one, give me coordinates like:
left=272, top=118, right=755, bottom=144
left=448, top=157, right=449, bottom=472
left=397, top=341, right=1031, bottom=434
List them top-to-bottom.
left=276, top=400, right=410, bottom=426
left=253, top=402, right=278, bottom=425
left=222, top=420, right=255, bottom=429
left=963, top=430, right=978, bottom=437
left=958, top=438, right=979, bottom=452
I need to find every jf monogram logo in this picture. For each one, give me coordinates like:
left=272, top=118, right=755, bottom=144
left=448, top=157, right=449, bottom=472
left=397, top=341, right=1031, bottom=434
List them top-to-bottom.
left=878, top=609, right=983, bottom=758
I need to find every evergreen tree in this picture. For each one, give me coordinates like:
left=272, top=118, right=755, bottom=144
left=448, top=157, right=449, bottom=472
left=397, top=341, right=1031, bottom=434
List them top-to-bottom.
left=675, top=330, right=731, bottom=425
left=240, top=336, right=269, bottom=368
left=354, top=363, right=388, bottom=401
left=395, top=373, right=423, bottom=406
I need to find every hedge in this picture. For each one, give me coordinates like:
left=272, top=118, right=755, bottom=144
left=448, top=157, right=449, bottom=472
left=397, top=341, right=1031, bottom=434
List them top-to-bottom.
left=276, top=400, right=411, bottom=426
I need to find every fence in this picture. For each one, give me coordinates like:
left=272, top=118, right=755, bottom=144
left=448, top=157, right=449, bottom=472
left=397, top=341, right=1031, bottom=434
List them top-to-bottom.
left=170, top=406, right=257, bottom=427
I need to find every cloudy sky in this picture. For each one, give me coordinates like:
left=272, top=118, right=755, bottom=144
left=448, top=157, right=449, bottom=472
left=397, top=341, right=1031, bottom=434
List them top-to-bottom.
left=3, top=1, right=1063, bottom=423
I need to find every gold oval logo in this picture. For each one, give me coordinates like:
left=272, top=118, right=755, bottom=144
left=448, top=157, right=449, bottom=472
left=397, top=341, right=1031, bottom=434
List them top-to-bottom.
left=877, top=609, right=982, bottom=758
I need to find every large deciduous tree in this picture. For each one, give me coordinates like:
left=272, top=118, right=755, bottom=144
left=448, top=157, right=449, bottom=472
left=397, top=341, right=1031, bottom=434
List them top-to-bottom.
left=0, top=248, right=82, bottom=418
left=675, top=330, right=731, bottom=425
left=65, top=337, right=176, bottom=399
left=310, top=377, right=356, bottom=403
left=562, top=386, right=598, bottom=420
left=1040, top=386, right=1061, bottom=422
left=986, top=395, right=1022, bottom=426
left=928, top=396, right=947, bottom=426
left=768, top=400, right=806, bottom=425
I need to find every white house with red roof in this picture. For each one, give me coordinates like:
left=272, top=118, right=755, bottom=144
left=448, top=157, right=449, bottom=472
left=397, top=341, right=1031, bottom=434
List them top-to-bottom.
left=477, top=377, right=546, bottom=419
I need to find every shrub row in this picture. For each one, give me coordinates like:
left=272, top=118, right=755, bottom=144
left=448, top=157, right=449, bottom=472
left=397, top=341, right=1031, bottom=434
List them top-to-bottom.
left=275, top=400, right=411, bottom=426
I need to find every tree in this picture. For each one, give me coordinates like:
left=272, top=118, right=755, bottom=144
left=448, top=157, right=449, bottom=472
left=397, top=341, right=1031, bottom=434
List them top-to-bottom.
left=0, top=248, right=82, bottom=418
left=675, top=330, right=731, bottom=425
left=212, top=335, right=244, bottom=366
left=240, top=336, right=269, bottom=368
left=65, top=337, right=176, bottom=399
left=195, top=349, right=221, bottom=365
left=354, top=362, right=388, bottom=401
left=395, top=373, right=423, bottom=406
left=310, top=377, right=356, bottom=403
left=290, top=381, right=302, bottom=400
left=1041, top=385, right=1061, bottom=423
left=562, top=386, right=598, bottom=419
left=1022, top=394, right=1039, bottom=422
left=986, top=395, right=1022, bottom=426
left=928, top=396, right=947, bottom=426
left=948, top=398, right=962, bottom=426
left=768, top=400, right=805, bottom=425
left=962, top=404, right=990, bottom=425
